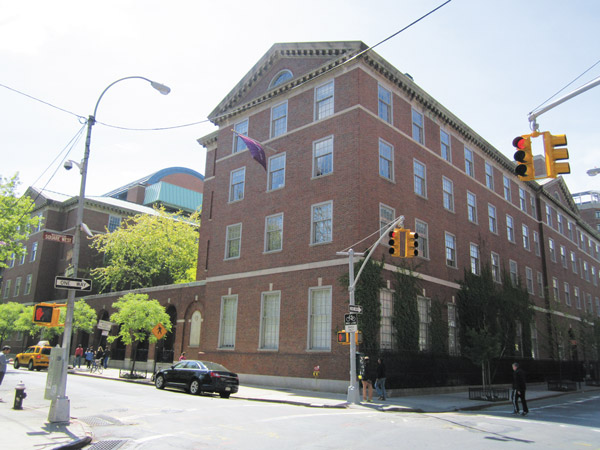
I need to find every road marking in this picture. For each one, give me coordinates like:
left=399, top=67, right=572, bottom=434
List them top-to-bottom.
left=134, top=434, right=174, bottom=443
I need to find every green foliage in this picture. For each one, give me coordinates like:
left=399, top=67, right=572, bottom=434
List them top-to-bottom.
left=0, top=174, right=43, bottom=267
left=90, top=206, right=200, bottom=292
left=353, top=257, right=385, bottom=357
left=392, top=266, right=420, bottom=352
left=108, top=293, right=172, bottom=346
left=430, top=297, right=448, bottom=354
left=72, top=300, right=98, bottom=334
left=0, top=302, right=25, bottom=346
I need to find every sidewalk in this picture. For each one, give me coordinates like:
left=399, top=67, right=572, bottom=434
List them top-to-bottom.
left=2, top=365, right=598, bottom=449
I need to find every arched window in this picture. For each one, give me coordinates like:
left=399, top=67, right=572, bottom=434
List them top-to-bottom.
left=269, top=70, right=293, bottom=89
left=189, top=311, right=202, bottom=347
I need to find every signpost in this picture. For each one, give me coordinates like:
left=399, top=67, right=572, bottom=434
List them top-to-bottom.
left=43, top=232, right=74, bottom=244
left=54, top=276, right=92, bottom=292
left=349, top=305, right=363, bottom=314
left=344, top=313, right=358, bottom=333
left=97, top=320, right=112, bottom=331
left=152, top=323, right=167, bottom=340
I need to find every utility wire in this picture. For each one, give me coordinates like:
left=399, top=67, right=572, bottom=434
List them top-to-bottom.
left=529, top=57, right=600, bottom=115
left=0, top=82, right=85, bottom=120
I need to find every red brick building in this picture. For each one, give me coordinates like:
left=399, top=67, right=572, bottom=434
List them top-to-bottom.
left=191, top=41, right=599, bottom=387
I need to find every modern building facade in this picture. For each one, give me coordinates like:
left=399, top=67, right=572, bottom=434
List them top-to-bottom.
left=192, top=41, right=599, bottom=385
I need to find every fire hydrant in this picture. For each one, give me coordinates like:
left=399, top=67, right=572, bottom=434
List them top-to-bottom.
left=13, top=381, right=26, bottom=410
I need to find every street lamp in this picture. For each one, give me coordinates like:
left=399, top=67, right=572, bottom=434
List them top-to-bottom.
left=48, top=76, right=170, bottom=423
left=587, top=168, right=600, bottom=177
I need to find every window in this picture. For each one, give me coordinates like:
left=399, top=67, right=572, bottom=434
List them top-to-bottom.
left=269, top=70, right=293, bottom=88
left=315, top=81, right=334, bottom=120
left=378, top=85, right=392, bottom=123
left=271, top=101, right=287, bottom=137
left=412, top=109, right=424, bottom=144
left=233, top=119, right=248, bottom=153
left=440, top=130, right=451, bottom=162
left=313, top=136, right=333, bottom=177
left=379, top=139, right=394, bottom=181
left=464, top=148, right=474, bottom=177
left=268, top=153, right=286, bottom=190
left=414, top=160, right=427, bottom=197
left=485, top=162, right=494, bottom=190
left=229, top=168, right=245, bottom=202
left=503, top=176, right=512, bottom=202
left=442, top=177, right=454, bottom=212
left=519, top=188, right=527, bottom=212
left=467, top=191, right=477, bottom=223
left=531, top=196, right=537, bottom=220
left=311, top=201, right=332, bottom=244
left=380, top=204, right=395, bottom=236
left=488, top=204, right=497, bottom=233
left=545, top=204, right=553, bottom=227
left=35, top=213, right=43, bottom=232
left=264, top=214, right=283, bottom=253
left=557, top=214, right=564, bottom=235
left=108, top=215, right=121, bottom=232
left=506, top=215, right=515, bottom=242
left=415, top=220, right=429, bottom=259
left=568, top=221, right=574, bottom=241
left=225, top=223, right=242, bottom=260
left=522, top=224, right=530, bottom=250
left=533, top=231, right=541, bottom=256
left=445, top=232, right=457, bottom=268
left=548, top=239, right=556, bottom=262
left=30, top=242, right=38, bottom=262
left=470, top=243, right=480, bottom=275
left=560, top=246, right=567, bottom=267
left=571, top=251, right=577, bottom=273
left=19, top=252, right=25, bottom=265
left=491, top=252, right=501, bottom=283
left=8, top=253, right=15, bottom=268
left=509, top=260, right=518, bottom=286
left=584, top=261, right=590, bottom=282
left=592, top=266, right=598, bottom=286
left=526, top=267, right=534, bottom=294
left=537, top=272, right=544, bottom=298
left=24, top=274, right=32, bottom=295
left=13, top=277, right=22, bottom=297
left=552, top=278, right=559, bottom=301
left=2, top=280, right=11, bottom=299
left=564, top=282, right=571, bottom=306
left=308, top=287, right=332, bottom=350
left=574, top=287, right=581, bottom=309
left=380, top=290, right=393, bottom=350
left=260, top=292, right=281, bottom=350
left=218, top=296, right=238, bottom=349
left=418, top=297, right=431, bottom=351
left=448, top=304, right=459, bottom=356
left=189, top=311, right=202, bottom=347
left=530, top=323, right=539, bottom=359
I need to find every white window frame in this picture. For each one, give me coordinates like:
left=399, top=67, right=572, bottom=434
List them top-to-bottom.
left=315, top=80, right=334, bottom=121
left=378, top=84, right=392, bottom=123
left=270, top=101, right=288, bottom=138
left=412, top=109, right=424, bottom=144
left=233, top=119, right=249, bottom=153
left=440, top=129, right=451, bottom=162
left=313, top=136, right=334, bottom=178
left=379, top=139, right=394, bottom=181
left=464, top=147, right=474, bottom=177
left=268, top=153, right=286, bottom=191
left=414, top=159, right=427, bottom=198
left=485, top=162, right=494, bottom=190
left=229, top=167, right=246, bottom=202
left=503, top=176, right=512, bottom=202
left=442, top=177, right=454, bottom=212
left=519, top=188, right=527, bottom=212
left=467, top=191, right=477, bottom=224
left=311, top=201, right=333, bottom=245
left=380, top=204, right=395, bottom=237
left=488, top=204, right=497, bottom=234
left=264, top=213, right=283, bottom=253
left=506, top=214, right=515, bottom=243
left=108, top=215, right=121, bottom=232
left=415, top=219, right=429, bottom=259
left=225, top=223, right=242, bottom=260
left=522, top=224, right=530, bottom=250
left=445, top=232, right=457, bottom=268
left=30, top=242, right=38, bottom=262
left=470, top=243, right=480, bottom=275
left=491, top=252, right=501, bottom=283
left=509, top=260, right=518, bottom=287
left=526, top=267, right=534, bottom=294
left=24, top=274, right=32, bottom=296
left=564, top=282, right=571, bottom=306
left=308, top=286, right=332, bottom=351
left=380, top=290, right=393, bottom=350
left=259, top=291, right=281, bottom=350
left=218, top=295, right=238, bottom=349
left=418, top=296, right=431, bottom=351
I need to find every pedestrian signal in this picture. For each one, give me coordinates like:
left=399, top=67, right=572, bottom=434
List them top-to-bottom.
left=32, top=303, right=60, bottom=327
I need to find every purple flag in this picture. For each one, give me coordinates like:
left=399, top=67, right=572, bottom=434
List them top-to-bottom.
left=237, top=134, right=267, bottom=170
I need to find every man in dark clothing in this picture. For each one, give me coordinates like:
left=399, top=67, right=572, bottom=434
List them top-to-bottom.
left=375, top=358, right=387, bottom=401
left=512, top=362, right=528, bottom=416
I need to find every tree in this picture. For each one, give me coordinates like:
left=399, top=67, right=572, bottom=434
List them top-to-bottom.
left=0, top=174, right=43, bottom=267
left=90, top=206, right=200, bottom=292
left=353, top=257, right=385, bottom=357
left=392, top=265, right=420, bottom=352
left=107, top=293, right=172, bottom=376
left=0, top=302, right=24, bottom=347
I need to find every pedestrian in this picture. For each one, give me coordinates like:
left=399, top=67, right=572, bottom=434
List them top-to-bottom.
left=74, top=344, right=83, bottom=368
left=0, top=346, right=11, bottom=402
left=96, top=346, right=104, bottom=369
left=103, top=346, right=111, bottom=369
left=85, top=347, right=94, bottom=368
left=179, top=352, right=187, bottom=361
left=359, top=355, right=375, bottom=402
left=375, top=357, right=387, bottom=401
left=512, top=362, right=529, bottom=416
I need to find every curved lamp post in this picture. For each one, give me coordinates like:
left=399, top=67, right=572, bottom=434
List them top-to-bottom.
left=49, top=76, right=170, bottom=423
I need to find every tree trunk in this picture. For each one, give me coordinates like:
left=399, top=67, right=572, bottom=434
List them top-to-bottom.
left=130, top=341, right=138, bottom=376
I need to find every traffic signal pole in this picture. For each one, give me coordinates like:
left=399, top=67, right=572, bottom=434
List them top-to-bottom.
left=337, top=216, right=404, bottom=404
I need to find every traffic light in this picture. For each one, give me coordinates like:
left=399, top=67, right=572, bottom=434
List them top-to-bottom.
left=543, top=132, right=570, bottom=178
left=512, top=135, right=535, bottom=181
left=388, top=228, right=401, bottom=257
left=404, top=229, right=419, bottom=258
left=32, top=303, right=60, bottom=327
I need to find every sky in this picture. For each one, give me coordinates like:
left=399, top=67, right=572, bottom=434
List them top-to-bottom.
left=1, top=0, right=599, bottom=199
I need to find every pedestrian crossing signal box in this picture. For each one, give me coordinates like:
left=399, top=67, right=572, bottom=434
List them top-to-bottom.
left=32, top=303, right=63, bottom=327
left=337, top=331, right=362, bottom=345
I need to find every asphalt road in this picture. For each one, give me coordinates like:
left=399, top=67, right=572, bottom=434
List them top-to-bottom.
left=9, top=369, right=600, bottom=449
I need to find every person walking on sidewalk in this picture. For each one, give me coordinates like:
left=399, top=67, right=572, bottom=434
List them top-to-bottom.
left=74, top=345, right=84, bottom=368
left=0, top=346, right=11, bottom=402
left=103, top=346, right=111, bottom=369
left=85, top=347, right=94, bottom=368
left=359, top=356, right=375, bottom=402
left=375, top=357, right=387, bottom=401
left=512, top=362, right=529, bottom=416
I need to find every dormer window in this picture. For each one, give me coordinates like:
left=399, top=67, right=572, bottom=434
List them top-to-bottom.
left=269, top=70, right=293, bottom=89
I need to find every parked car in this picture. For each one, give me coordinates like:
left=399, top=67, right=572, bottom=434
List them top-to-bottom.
left=14, top=341, right=52, bottom=371
left=154, top=360, right=239, bottom=398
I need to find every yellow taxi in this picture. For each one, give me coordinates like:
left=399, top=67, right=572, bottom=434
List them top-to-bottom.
left=14, top=341, right=52, bottom=371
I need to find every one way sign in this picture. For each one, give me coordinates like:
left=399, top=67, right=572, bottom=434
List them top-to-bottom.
left=54, top=276, right=93, bottom=291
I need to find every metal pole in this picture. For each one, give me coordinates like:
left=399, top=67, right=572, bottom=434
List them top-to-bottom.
left=347, top=249, right=360, bottom=404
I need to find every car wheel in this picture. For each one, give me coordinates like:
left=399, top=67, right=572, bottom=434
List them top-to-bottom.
left=14, top=359, right=20, bottom=369
left=28, top=360, right=34, bottom=371
left=155, top=375, right=165, bottom=390
left=189, top=379, right=201, bottom=395
left=219, top=392, right=231, bottom=399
